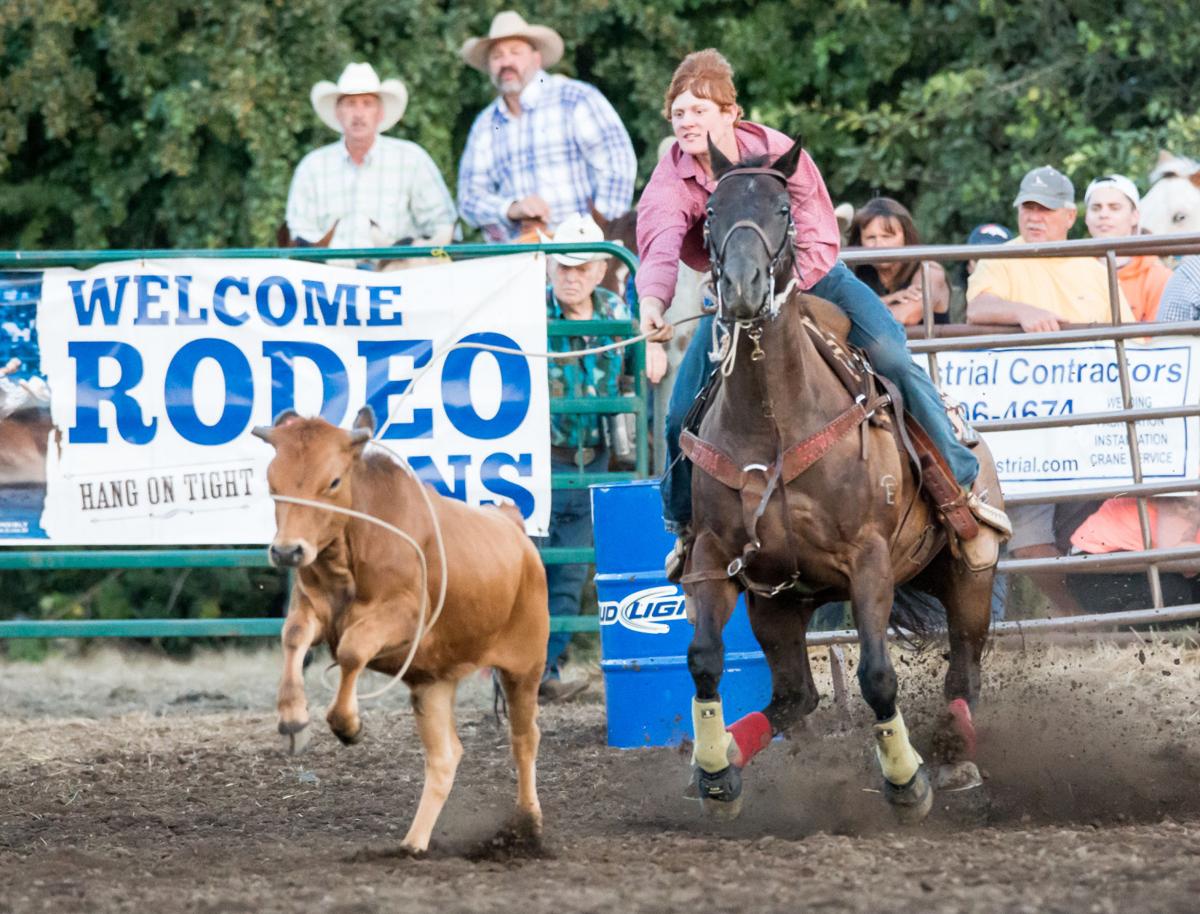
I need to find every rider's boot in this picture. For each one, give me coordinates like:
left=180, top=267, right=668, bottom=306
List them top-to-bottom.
left=920, top=454, right=1011, bottom=572
left=665, top=527, right=693, bottom=584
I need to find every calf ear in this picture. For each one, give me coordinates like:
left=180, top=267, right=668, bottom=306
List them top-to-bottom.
left=770, top=133, right=806, bottom=179
left=353, top=405, right=376, bottom=434
left=348, top=427, right=372, bottom=457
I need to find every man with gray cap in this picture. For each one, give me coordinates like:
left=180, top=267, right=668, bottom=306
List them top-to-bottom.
left=967, top=165, right=1133, bottom=331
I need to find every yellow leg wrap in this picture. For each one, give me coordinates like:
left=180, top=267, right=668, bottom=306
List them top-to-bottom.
left=692, top=697, right=734, bottom=773
left=874, top=710, right=923, bottom=786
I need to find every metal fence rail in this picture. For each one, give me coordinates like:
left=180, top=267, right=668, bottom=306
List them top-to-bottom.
left=0, top=242, right=648, bottom=639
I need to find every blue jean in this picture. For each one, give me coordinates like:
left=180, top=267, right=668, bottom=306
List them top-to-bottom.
left=662, top=261, right=979, bottom=531
left=535, top=449, right=609, bottom=676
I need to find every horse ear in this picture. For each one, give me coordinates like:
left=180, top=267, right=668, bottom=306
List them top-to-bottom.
left=707, top=133, right=735, bottom=177
left=770, top=134, right=806, bottom=179
left=588, top=202, right=610, bottom=234
left=353, top=405, right=376, bottom=434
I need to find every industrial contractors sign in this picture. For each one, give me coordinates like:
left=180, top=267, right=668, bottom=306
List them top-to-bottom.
left=0, top=254, right=551, bottom=543
left=920, top=342, right=1200, bottom=495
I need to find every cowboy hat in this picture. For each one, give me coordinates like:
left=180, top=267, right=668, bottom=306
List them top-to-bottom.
left=460, top=11, right=564, bottom=73
left=310, top=62, right=408, bottom=134
left=540, top=213, right=617, bottom=266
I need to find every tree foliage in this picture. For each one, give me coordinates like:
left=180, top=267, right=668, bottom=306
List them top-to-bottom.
left=3, top=0, right=1199, bottom=250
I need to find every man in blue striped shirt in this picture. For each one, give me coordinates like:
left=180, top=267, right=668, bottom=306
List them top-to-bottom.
left=457, top=11, right=637, bottom=243
left=1159, top=256, right=1200, bottom=323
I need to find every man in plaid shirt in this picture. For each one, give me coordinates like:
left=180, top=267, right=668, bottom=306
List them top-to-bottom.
left=457, top=11, right=637, bottom=243
left=286, top=63, right=456, bottom=252
left=538, top=214, right=633, bottom=701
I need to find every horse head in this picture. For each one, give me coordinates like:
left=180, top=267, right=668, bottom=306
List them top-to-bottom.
left=704, top=134, right=805, bottom=323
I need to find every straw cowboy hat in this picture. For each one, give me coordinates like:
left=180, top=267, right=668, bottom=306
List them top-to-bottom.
left=460, top=11, right=564, bottom=73
left=310, top=62, right=408, bottom=133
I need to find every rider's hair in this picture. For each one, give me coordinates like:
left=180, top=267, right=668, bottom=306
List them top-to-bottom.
left=663, top=49, right=744, bottom=123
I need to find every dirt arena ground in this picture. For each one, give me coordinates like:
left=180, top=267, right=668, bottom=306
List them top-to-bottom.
left=2, top=639, right=1199, bottom=913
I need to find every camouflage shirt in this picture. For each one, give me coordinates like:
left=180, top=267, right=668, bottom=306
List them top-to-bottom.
left=546, top=285, right=631, bottom=450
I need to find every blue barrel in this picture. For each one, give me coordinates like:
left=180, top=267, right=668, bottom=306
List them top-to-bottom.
left=590, top=479, right=771, bottom=748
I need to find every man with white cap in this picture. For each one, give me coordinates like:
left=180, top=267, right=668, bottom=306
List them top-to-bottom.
left=457, top=11, right=636, bottom=243
left=285, top=62, right=456, bottom=251
left=968, top=165, right=1135, bottom=331
left=1084, top=174, right=1171, bottom=321
left=537, top=214, right=631, bottom=701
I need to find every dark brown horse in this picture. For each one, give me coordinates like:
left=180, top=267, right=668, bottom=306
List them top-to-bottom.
left=681, top=137, right=1001, bottom=823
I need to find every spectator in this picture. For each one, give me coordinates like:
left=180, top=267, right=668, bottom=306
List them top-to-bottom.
left=457, top=11, right=637, bottom=243
left=285, top=63, right=456, bottom=252
left=967, top=165, right=1134, bottom=331
left=967, top=167, right=1134, bottom=614
left=1083, top=174, right=1172, bottom=322
left=848, top=197, right=950, bottom=325
left=538, top=214, right=632, bottom=702
left=948, top=223, right=1014, bottom=322
left=1159, top=255, right=1200, bottom=323
left=1066, top=496, right=1200, bottom=612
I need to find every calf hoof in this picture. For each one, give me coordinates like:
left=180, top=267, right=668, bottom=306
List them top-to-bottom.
left=278, top=721, right=312, bottom=756
left=333, top=723, right=363, bottom=746
left=934, top=760, right=983, bottom=792
left=694, top=764, right=743, bottom=820
left=883, top=766, right=933, bottom=825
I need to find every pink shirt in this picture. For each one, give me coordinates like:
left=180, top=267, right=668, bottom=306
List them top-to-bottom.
left=634, top=121, right=840, bottom=307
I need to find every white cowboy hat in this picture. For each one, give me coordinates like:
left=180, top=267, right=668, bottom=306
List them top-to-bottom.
left=460, top=11, right=564, bottom=73
left=310, top=62, right=408, bottom=134
left=540, top=213, right=616, bottom=266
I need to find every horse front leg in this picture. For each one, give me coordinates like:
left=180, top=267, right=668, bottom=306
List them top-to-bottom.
left=685, top=532, right=742, bottom=818
left=850, top=535, right=933, bottom=824
left=741, top=593, right=819, bottom=752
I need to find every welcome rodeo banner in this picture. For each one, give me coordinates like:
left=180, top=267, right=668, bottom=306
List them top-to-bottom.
left=0, top=254, right=550, bottom=543
left=922, top=341, right=1200, bottom=496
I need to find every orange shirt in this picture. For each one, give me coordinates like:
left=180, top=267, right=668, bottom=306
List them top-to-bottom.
left=1118, top=255, right=1173, bottom=322
left=1071, top=497, right=1200, bottom=554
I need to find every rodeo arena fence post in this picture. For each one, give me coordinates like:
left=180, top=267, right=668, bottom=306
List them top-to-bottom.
left=1, top=236, right=1200, bottom=646
left=0, top=240, right=645, bottom=641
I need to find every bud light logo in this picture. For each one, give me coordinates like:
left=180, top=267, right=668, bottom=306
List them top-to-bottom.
left=599, top=585, right=688, bottom=634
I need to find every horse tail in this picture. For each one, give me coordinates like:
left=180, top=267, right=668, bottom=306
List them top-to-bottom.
left=888, top=584, right=944, bottom=647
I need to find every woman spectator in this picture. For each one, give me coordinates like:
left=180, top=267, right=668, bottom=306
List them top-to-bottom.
left=847, top=197, right=950, bottom=325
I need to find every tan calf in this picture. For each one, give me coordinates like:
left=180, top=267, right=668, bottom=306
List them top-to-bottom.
left=254, top=406, right=548, bottom=853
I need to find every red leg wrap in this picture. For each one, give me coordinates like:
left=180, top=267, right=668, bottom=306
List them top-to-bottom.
left=946, top=698, right=976, bottom=758
left=727, top=712, right=772, bottom=767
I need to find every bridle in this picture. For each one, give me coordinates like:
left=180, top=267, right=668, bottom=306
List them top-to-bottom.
left=703, top=167, right=798, bottom=324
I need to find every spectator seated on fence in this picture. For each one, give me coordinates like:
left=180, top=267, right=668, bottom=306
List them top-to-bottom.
left=456, top=11, right=637, bottom=244
left=285, top=63, right=457, bottom=254
left=966, top=165, right=1134, bottom=332
left=1083, top=174, right=1172, bottom=322
left=847, top=197, right=950, bottom=326
left=537, top=213, right=633, bottom=703
left=1159, top=255, right=1200, bottom=323
left=1064, top=496, right=1200, bottom=613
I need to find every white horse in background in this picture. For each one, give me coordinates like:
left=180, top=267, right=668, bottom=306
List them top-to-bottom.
left=1140, top=150, right=1200, bottom=235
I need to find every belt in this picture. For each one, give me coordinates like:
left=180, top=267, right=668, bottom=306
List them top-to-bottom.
left=551, top=445, right=604, bottom=468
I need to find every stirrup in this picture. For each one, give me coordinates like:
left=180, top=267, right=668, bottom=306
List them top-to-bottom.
left=966, top=490, right=1012, bottom=538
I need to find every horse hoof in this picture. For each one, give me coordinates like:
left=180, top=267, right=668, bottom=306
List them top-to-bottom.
left=934, top=760, right=983, bottom=792
left=693, top=764, right=743, bottom=819
left=883, top=766, right=933, bottom=825
left=702, top=792, right=744, bottom=820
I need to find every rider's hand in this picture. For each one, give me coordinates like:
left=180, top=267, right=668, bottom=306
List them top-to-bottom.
left=507, top=195, right=551, bottom=223
left=639, top=296, right=674, bottom=343
left=1017, top=304, right=1062, bottom=334
left=645, top=342, right=668, bottom=384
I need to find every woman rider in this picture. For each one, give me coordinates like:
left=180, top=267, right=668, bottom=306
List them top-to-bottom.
left=636, top=49, right=1009, bottom=577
